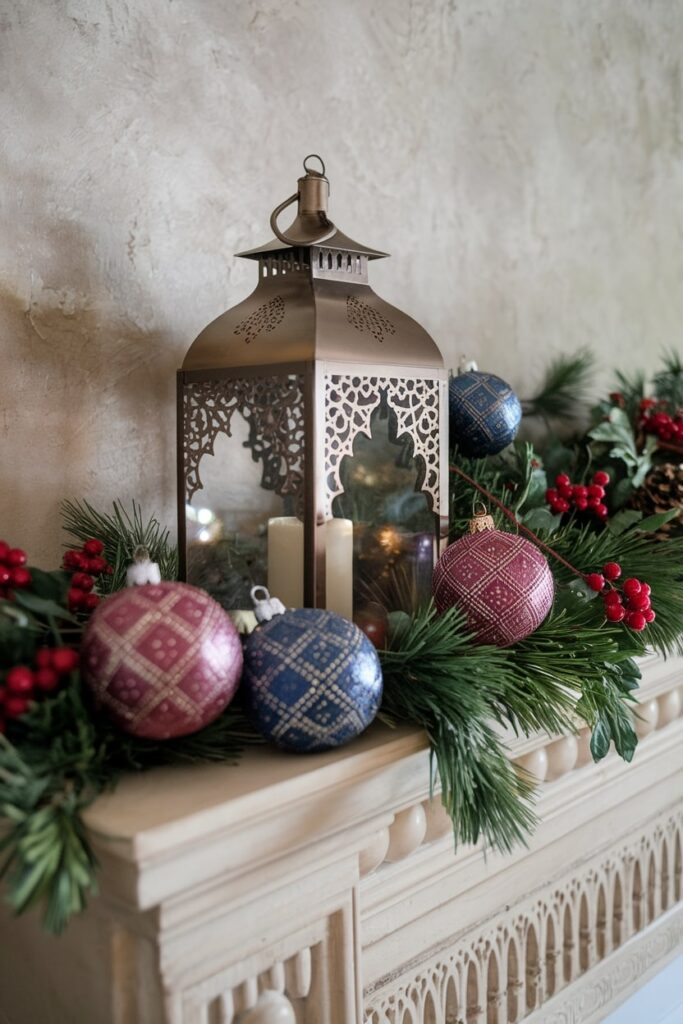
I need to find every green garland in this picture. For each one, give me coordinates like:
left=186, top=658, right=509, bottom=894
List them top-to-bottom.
left=2, top=437, right=682, bottom=931
left=60, top=499, right=178, bottom=595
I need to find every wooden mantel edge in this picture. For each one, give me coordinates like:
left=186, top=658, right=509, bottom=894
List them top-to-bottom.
left=81, top=652, right=683, bottom=904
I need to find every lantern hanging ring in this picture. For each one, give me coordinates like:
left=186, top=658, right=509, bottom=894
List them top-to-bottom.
left=303, top=153, right=326, bottom=176
left=269, top=154, right=337, bottom=247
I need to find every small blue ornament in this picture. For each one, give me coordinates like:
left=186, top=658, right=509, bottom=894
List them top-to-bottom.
left=449, top=370, right=522, bottom=457
left=242, top=608, right=383, bottom=752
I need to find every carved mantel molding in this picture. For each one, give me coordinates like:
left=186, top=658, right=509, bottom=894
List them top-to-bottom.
left=0, top=653, right=681, bottom=1024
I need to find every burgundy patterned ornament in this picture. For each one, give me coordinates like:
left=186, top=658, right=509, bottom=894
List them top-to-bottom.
left=432, top=509, right=554, bottom=647
left=81, top=581, right=243, bottom=739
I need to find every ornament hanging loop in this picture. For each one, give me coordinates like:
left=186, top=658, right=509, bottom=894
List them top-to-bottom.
left=468, top=504, right=495, bottom=534
left=126, top=546, right=162, bottom=587
left=250, top=586, right=286, bottom=624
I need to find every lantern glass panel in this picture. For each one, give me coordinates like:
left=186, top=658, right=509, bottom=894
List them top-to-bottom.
left=184, top=402, right=305, bottom=612
left=332, top=403, right=436, bottom=620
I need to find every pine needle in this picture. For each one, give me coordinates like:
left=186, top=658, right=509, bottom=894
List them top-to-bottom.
left=522, top=348, right=595, bottom=420
left=653, top=348, right=683, bottom=408
left=61, top=499, right=178, bottom=592
left=380, top=597, right=642, bottom=853
left=380, top=605, right=539, bottom=851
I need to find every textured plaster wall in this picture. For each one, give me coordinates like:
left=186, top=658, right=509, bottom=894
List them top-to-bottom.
left=1, top=0, right=682, bottom=564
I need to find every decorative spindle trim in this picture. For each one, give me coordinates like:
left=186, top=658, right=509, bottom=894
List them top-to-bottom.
left=364, top=806, right=683, bottom=1023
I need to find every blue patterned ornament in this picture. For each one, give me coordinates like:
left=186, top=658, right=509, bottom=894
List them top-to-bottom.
left=449, top=370, right=522, bottom=457
left=242, top=608, right=383, bottom=752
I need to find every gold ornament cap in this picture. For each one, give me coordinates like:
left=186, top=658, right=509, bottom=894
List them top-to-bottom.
left=468, top=503, right=495, bottom=534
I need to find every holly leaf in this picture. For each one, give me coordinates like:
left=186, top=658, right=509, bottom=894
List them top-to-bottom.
left=588, top=408, right=636, bottom=450
left=631, top=439, right=656, bottom=488
left=608, top=444, right=638, bottom=469
left=515, top=464, right=548, bottom=513
left=611, top=477, right=635, bottom=509
left=520, top=507, right=563, bottom=534
left=637, top=508, right=681, bottom=532
left=607, top=509, right=642, bottom=536
left=27, top=568, right=70, bottom=603
left=567, top=578, right=601, bottom=601
left=552, top=586, right=590, bottom=614
left=13, top=591, right=77, bottom=623
left=0, top=600, right=35, bottom=630
left=0, top=605, right=39, bottom=666
left=620, top=658, right=642, bottom=683
left=615, top=674, right=640, bottom=695
left=610, top=707, right=638, bottom=762
left=590, top=717, right=611, bottom=761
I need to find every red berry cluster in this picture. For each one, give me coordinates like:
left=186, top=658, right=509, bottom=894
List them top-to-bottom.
left=639, top=399, right=683, bottom=445
left=546, top=471, right=610, bottom=521
left=62, top=539, right=112, bottom=614
left=0, top=541, right=31, bottom=600
left=585, top=562, right=655, bottom=632
left=0, top=647, right=79, bottom=732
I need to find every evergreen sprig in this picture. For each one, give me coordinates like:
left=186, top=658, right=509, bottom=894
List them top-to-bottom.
left=522, top=348, right=595, bottom=421
left=653, top=348, right=683, bottom=409
left=612, top=367, right=646, bottom=424
left=3, top=455, right=683, bottom=933
left=61, top=499, right=178, bottom=592
left=547, top=519, right=683, bottom=656
left=379, top=596, right=641, bottom=853
left=380, top=606, right=538, bottom=851
left=0, top=679, right=256, bottom=933
left=0, top=685, right=104, bottom=932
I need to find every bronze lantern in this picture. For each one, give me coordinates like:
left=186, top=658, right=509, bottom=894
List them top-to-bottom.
left=178, top=156, right=447, bottom=626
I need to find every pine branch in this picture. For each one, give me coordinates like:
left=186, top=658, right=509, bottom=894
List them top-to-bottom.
left=522, top=348, right=595, bottom=421
left=653, top=348, right=683, bottom=409
left=613, top=367, right=646, bottom=424
left=449, top=452, right=683, bottom=658
left=61, top=499, right=178, bottom=593
left=548, top=521, right=683, bottom=657
left=380, top=599, right=641, bottom=853
left=380, top=606, right=539, bottom=851
left=2, top=674, right=259, bottom=932
left=0, top=694, right=103, bottom=933
left=107, top=703, right=261, bottom=771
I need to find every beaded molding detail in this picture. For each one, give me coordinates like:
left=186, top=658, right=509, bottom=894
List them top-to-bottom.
left=364, top=806, right=683, bottom=1024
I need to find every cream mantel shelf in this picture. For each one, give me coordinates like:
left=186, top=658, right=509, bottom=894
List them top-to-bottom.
left=2, top=654, right=683, bottom=1024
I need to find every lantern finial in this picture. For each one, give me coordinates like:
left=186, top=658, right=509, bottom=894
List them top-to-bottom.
left=269, top=154, right=336, bottom=247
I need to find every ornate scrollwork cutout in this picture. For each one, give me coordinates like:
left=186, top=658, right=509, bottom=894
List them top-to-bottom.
left=346, top=295, right=396, bottom=344
left=234, top=296, right=285, bottom=344
left=183, top=374, right=304, bottom=504
left=324, top=374, right=440, bottom=518
left=365, top=807, right=683, bottom=1023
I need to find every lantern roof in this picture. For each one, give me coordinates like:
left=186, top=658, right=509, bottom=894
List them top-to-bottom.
left=236, top=155, right=388, bottom=261
left=182, top=156, right=443, bottom=372
left=236, top=226, right=388, bottom=262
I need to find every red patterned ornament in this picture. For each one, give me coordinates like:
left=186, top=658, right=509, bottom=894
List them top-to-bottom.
left=432, top=510, right=554, bottom=647
left=81, top=582, right=243, bottom=739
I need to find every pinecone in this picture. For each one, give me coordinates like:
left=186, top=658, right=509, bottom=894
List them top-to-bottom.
left=630, top=463, right=683, bottom=539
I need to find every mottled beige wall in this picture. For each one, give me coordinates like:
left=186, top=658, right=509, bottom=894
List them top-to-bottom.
left=1, top=0, right=682, bottom=564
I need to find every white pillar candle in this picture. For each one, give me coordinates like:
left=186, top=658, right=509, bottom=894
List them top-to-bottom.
left=266, top=516, right=354, bottom=618
left=267, top=517, right=304, bottom=608
left=325, top=517, right=353, bottom=619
